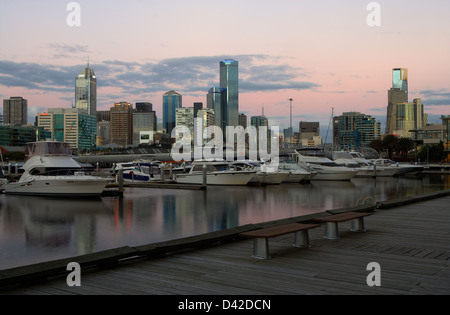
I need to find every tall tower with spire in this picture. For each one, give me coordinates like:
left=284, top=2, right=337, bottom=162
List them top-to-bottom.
left=75, top=62, right=97, bottom=116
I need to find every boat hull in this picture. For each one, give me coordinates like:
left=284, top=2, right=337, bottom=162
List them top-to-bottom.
left=356, top=167, right=398, bottom=177
left=175, top=172, right=255, bottom=186
left=250, top=172, right=290, bottom=185
left=283, top=172, right=308, bottom=183
left=4, top=177, right=110, bottom=197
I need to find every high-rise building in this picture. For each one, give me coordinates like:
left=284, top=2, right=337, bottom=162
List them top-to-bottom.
left=220, top=59, right=239, bottom=128
left=75, top=64, right=97, bottom=116
left=386, top=68, right=425, bottom=138
left=392, top=68, right=408, bottom=97
left=207, top=87, right=226, bottom=131
left=386, top=88, right=408, bottom=134
left=163, top=90, right=182, bottom=135
left=3, top=96, right=28, bottom=125
left=110, top=102, right=133, bottom=147
left=136, top=102, right=153, bottom=112
left=193, top=102, right=203, bottom=118
left=175, top=107, right=195, bottom=137
left=37, top=108, right=97, bottom=149
left=195, top=108, right=215, bottom=145
left=133, top=110, right=157, bottom=146
left=337, top=112, right=380, bottom=147
left=238, top=113, right=247, bottom=129
left=299, top=122, right=322, bottom=146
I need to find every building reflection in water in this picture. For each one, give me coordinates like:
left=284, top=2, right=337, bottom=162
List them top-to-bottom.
left=0, top=174, right=448, bottom=269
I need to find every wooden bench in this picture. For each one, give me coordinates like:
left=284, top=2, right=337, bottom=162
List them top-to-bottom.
left=314, top=211, right=373, bottom=240
left=240, top=223, right=321, bottom=259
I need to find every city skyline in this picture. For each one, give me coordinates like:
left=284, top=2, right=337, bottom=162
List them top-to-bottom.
left=1, top=0, right=449, bottom=139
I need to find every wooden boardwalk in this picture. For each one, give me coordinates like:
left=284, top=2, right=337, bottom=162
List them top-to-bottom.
left=1, top=194, right=450, bottom=295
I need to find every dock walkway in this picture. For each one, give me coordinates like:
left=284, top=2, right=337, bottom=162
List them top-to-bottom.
left=1, top=192, right=450, bottom=295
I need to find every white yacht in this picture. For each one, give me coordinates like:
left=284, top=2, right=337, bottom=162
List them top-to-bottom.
left=4, top=141, right=111, bottom=197
left=294, top=149, right=358, bottom=181
left=333, top=151, right=398, bottom=177
left=371, top=158, right=424, bottom=176
left=174, top=160, right=256, bottom=186
left=277, top=160, right=311, bottom=183
left=230, top=161, right=289, bottom=185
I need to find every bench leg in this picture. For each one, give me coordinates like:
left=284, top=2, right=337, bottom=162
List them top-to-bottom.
left=350, top=218, right=366, bottom=232
left=324, top=222, right=340, bottom=240
left=294, top=230, right=311, bottom=248
left=252, top=238, right=271, bottom=260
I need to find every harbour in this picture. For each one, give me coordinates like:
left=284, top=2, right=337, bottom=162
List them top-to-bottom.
left=0, top=172, right=449, bottom=272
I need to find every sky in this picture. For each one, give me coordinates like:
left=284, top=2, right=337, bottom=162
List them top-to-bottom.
left=1, top=0, right=449, bottom=140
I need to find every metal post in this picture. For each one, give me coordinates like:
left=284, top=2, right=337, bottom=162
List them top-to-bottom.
left=169, top=163, right=173, bottom=180
left=160, top=164, right=165, bottom=182
left=202, top=164, right=207, bottom=187
left=118, top=165, right=123, bottom=193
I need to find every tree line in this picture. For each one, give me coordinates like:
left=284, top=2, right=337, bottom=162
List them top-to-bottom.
left=369, top=135, right=447, bottom=163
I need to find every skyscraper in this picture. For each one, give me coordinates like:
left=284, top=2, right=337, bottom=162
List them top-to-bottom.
left=220, top=59, right=239, bottom=128
left=75, top=64, right=97, bottom=116
left=386, top=68, right=425, bottom=137
left=392, top=68, right=408, bottom=97
left=207, top=87, right=226, bottom=131
left=163, top=90, right=182, bottom=135
left=3, top=96, right=28, bottom=125
left=110, top=102, right=133, bottom=147
left=337, top=112, right=380, bottom=147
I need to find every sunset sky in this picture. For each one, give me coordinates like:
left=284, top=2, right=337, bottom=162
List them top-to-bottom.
left=1, top=0, right=449, bottom=138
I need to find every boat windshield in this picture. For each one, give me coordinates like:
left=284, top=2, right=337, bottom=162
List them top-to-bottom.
left=26, top=142, right=72, bottom=157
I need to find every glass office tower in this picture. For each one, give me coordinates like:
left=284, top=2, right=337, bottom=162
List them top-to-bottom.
left=220, top=59, right=239, bottom=128
left=75, top=64, right=97, bottom=116
left=392, top=68, right=408, bottom=97
left=207, top=87, right=227, bottom=132
left=163, top=90, right=182, bottom=135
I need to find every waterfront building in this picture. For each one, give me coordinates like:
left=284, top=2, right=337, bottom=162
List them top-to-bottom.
left=220, top=59, right=239, bottom=128
left=75, top=64, right=97, bottom=116
left=207, top=87, right=226, bottom=132
left=163, top=90, right=182, bottom=135
left=3, top=97, right=28, bottom=125
left=390, top=99, right=425, bottom=138
left=110, top=102, right=133, bottom=147
left=37, top=108, right=97, bottom=150
left=337, top=112, right=381, bottom=148
left=299, top=121, right=322, bottom=146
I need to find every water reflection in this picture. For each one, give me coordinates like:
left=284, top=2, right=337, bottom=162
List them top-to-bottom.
left=0, top=175, right=448, bottom=269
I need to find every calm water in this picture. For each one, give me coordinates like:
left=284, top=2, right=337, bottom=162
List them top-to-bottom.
left=1, top=174, right=449, bottom=270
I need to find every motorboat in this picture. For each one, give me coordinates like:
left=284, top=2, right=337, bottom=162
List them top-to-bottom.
left=4, top=141, right=111, bottom=197
left=294, top=149, right=358, bottom=181
left=333, top=151, right=398, bottom=177
left=371, top=158, right=424, bottom=176
left=174, top=160, right=256, bottom=185
left=230, top=160, right=289, bottom=185
left=277, top=160, right=311, bottom=183
left=110, top=162, right=158, bottom=182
